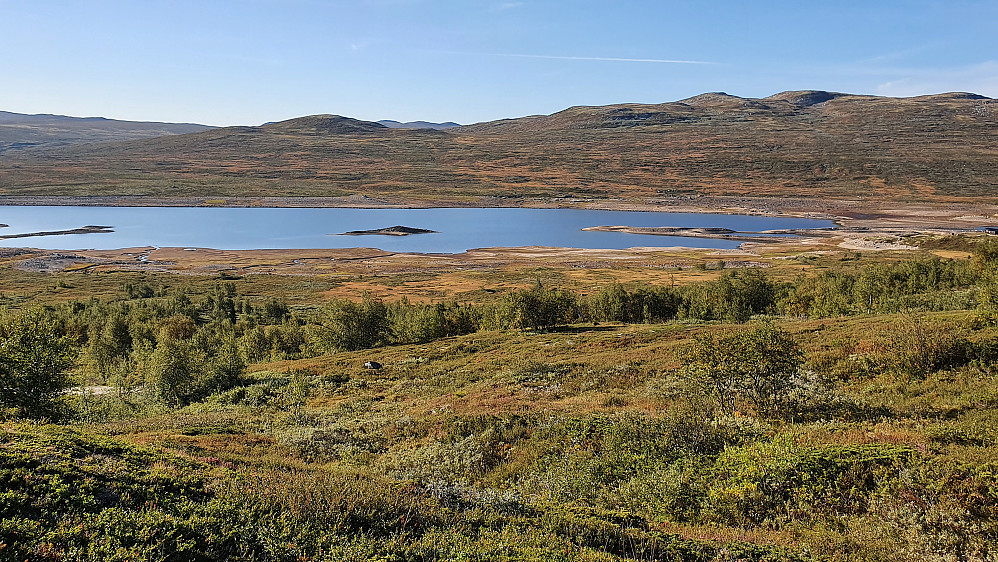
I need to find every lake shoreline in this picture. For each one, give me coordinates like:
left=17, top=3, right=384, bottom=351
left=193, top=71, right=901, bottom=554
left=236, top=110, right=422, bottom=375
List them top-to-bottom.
left=0, top=194, right=995, bottom=231
left=0, top=206, right=836, bottom=253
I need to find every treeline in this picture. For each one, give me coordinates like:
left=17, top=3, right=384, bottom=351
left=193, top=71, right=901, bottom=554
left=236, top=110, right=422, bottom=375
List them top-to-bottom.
left=780, top=255, right=982, bottom=317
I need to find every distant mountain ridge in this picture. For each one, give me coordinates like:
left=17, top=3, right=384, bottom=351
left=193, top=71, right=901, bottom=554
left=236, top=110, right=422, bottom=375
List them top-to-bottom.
left=1, top=90, right=995, bottom=203
left=458, top=90, right=994, bottom=133
left=0, top=111, right=214, bottom=153
left=377, top=120, right=460, bottom=130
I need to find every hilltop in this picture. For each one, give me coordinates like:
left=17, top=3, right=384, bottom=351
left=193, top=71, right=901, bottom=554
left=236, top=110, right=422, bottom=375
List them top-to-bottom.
left=0, top=91, right=995, bottom=206
left=0, top=110, right=213, bottom=154
left=261, top=114, right=387, bottom=134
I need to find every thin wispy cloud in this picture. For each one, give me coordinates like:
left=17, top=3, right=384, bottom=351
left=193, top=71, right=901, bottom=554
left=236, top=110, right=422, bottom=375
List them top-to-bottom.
left=492, top=1, right=525, bottom=10
left=853, top=44, right=940, bottom=66
left=486, top=53, right=714, bottom=65
left=225, top=54, right=285, bottom=67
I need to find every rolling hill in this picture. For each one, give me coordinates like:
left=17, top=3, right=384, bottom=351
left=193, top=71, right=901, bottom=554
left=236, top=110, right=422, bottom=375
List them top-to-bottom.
left=0, top=91, right=995, bottom=204
left=0, top=111, right=214, bottom=154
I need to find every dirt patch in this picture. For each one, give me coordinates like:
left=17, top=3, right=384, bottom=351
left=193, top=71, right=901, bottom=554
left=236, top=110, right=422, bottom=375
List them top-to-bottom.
left=838, top=237, right=919, bottom=251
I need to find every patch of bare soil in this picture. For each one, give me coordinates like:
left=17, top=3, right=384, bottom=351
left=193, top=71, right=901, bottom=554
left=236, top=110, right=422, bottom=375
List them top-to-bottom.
left=838, top=238, right=919, bottom=251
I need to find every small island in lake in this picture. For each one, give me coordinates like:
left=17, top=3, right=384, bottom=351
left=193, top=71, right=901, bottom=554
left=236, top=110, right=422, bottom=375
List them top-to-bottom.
left=0, top=225, right=114, bottom=240
left=337, top=225, right=437, bottom=236
left=579, top=225, right=833, bottom=242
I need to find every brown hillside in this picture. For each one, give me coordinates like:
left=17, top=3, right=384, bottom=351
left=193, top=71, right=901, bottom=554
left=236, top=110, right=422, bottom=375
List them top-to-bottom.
left=0, top=91, right=994, bottom=203
left=0, top=111, right=213, bottom=154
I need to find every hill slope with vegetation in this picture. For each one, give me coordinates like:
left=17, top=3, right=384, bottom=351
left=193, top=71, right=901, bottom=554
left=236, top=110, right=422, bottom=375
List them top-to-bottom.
left=0, top=91, right=995, bottom=204
left=0, top=111, right=213, bottom=154
left=2, top=238, right=998, bottom=560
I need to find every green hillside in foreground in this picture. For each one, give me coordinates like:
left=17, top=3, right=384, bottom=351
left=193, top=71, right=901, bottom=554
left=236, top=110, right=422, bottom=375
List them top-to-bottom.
left=0, top=91, right=995, bottom=203
left=2, top=239, right=998, bottom=560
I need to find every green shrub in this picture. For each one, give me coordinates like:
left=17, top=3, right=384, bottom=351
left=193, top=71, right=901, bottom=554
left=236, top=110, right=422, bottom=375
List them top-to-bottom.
left=679, top=270, right=776, bottom=322
left=583, top=283, right=680, bottom=323
left=483, top=284, right=577, bottom=331
left=310, top=294, right=390, bottom=352
left=0, top=309, right=75, bottom=418
left=881, top=316, right=972, bottom=378
left=682, top=323, right=803, bottom=416
left=707, top=440, right=914, bottom=527
left=870, top=458, right=998, bottom=559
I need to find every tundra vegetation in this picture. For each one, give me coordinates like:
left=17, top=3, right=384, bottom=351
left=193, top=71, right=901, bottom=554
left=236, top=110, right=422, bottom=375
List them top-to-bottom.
left=2, top=92, right=996, bottom=202
left=2, top=238, right=998, bottom=560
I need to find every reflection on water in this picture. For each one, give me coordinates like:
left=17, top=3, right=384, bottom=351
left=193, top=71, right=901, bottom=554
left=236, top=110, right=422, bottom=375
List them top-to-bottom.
left=0, top=206, right=834, bottom=253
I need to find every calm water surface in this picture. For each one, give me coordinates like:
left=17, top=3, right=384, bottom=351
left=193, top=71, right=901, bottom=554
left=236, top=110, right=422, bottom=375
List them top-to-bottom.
left=0, top=206, right=834, bottom=253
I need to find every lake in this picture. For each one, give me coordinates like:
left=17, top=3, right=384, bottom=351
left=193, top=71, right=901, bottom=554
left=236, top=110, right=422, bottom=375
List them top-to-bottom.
left=0, top=206, right=834, bottom=253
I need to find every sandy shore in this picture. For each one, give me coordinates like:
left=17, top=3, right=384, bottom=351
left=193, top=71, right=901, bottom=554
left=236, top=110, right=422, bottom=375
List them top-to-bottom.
left=2, top=226, right=984, bottom=277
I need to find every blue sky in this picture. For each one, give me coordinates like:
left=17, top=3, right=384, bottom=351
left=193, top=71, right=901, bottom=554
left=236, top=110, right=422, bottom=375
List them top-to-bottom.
left=2, top=0, right=996, bottom=126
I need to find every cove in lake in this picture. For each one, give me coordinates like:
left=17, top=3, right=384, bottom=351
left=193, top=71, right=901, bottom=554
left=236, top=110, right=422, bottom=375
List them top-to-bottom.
left=0, top=206, right=834, bottom=253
